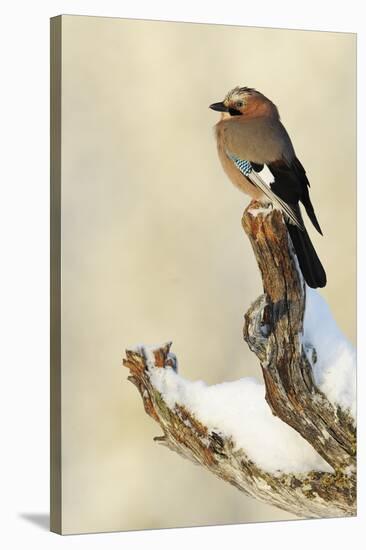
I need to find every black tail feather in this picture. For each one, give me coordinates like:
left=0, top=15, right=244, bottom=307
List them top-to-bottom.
left=300, top=185, right=323, bottom=235
left=286, top=223, right=326, bottom=288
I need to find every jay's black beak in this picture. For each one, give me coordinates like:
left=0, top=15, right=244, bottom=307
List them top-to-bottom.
left=209, top=102, right=229, bottom=112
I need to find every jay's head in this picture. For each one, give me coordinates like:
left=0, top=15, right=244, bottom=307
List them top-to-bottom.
left=209, top=87, right=279, bottom=119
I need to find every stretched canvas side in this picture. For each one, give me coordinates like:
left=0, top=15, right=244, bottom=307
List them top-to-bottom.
left=50, top=15, right=62, bottom=535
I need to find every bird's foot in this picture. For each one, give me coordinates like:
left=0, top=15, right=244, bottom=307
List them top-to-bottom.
left=260, top=200, right=273, bottom=210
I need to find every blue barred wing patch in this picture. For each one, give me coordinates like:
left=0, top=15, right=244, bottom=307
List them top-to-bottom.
left=227, top=151, right=303, bottom=230
left=227, top=154, right=252, bottom=176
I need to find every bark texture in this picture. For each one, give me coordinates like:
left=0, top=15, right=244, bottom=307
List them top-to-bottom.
left=123, top=202, right=356, bottom=519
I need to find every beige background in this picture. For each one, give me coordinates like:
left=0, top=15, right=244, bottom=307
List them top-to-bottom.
left=60, top=15, right=356, bottom=534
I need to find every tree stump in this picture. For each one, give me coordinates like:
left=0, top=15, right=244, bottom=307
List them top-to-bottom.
left=122, top=202, right=356, bottom=518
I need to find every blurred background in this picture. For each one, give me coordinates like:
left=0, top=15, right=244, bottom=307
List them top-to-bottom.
left=60, top=15, right=356, bottom=534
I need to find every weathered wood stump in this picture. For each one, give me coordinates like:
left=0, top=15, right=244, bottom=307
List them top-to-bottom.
left=123, top=202, right=356, bottom=518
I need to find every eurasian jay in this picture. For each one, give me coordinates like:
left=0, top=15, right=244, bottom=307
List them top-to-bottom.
left=209, top=86, right=326, bottom=289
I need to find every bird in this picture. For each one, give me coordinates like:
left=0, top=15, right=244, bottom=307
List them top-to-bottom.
left=209, top=86, right=326, bottom=289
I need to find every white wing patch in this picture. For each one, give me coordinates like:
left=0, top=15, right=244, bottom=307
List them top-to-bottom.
left=227, top=152, right=303, bottom=230
left=258, top=164, right=275, bottom=186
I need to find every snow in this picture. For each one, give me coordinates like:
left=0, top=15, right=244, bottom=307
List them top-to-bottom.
left=248, top=205, right=272, bottom=216
left=303, top=288, right=356, bottom=419
left=137, top=290, right=355, bottom=475
left=148, top=368, right=333, bottom=475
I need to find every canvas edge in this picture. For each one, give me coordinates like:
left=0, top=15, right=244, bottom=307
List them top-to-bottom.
left=50, top=14, right=62, bottom=536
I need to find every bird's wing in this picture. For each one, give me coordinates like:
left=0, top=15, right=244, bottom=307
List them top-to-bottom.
left=223, top=118, right=290, bottom=165
left=223, top=118, right=322, bottom=235
left=227, top=153, right=304, bottom=230
left=268, top=158, right=323, bottom=235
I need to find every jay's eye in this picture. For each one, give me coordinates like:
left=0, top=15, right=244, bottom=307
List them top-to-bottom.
left=236, top=101, right=243, bottom=108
